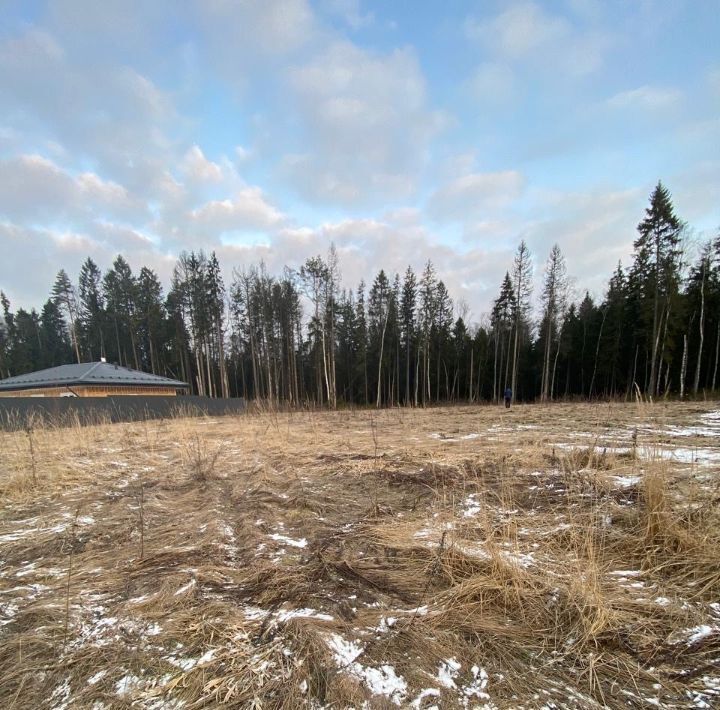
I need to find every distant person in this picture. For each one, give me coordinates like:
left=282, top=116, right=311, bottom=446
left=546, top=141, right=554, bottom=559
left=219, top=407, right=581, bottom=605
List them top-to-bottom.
left=504, top=387, right=512, bottom=408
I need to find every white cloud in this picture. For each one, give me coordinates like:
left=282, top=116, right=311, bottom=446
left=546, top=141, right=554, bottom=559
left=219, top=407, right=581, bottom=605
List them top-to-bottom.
left=193, top=0, right=318, bottom=69
left=321, top=0, right=374, bottom=29
left=465, top=1, right=609, bottom=76
left=465, top=2, right=568, bottom=58
left=0, top=27, right=177, bottom=202
left=284, top=41, right=447, bottom=205
left=465, top=62, right=516, bottom=104
left=606, top=86, right=683, bottom=111
left=235, top=145, right=252, bottom=163
left=180, top=146, right=224, bottom=183
left=0, top=154, right=147, bottom=225
left=428, top=171, right=526, bottom=222
left=188, top=188, right=286, bottom=236
left=0, top=222, right=174, bottom=310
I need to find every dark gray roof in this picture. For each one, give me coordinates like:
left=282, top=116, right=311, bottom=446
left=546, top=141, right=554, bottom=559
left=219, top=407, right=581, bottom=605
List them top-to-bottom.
left=0, top=362, right=188, bottom=391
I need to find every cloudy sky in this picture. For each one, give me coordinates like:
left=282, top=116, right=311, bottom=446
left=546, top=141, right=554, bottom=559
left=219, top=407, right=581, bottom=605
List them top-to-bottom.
left=1, top=0, right=718, bottom=321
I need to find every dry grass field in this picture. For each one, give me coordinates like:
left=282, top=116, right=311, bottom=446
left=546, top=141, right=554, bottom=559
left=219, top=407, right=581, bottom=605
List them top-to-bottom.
left=1, top=401, right=719, bottom=709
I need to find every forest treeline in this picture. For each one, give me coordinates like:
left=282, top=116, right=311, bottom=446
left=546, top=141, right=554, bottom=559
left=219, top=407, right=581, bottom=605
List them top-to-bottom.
left=1, top=183, right=719, bottom=404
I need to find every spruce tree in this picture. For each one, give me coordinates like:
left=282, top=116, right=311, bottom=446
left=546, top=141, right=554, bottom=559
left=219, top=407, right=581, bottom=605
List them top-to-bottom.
left=633, top=182, right=684, bottom=396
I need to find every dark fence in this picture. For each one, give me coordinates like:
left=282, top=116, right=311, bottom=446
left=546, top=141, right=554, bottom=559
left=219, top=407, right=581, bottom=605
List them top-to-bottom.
left=0, top=395, right=246, bottom=431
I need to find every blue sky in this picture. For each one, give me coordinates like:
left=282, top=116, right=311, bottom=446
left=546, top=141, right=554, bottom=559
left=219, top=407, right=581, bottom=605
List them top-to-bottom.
left=0, top=0, right=718, bottom=320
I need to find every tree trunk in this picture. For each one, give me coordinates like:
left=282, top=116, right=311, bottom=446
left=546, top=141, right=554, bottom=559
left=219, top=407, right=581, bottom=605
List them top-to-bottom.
left=648, top=238, right=661, bottom=395
left=693, top=262, right=706, bottom=395
left=589, top=307, right=608, bottom=399
left=376, top=308, right=389, bottom=408
left=542, top=313, right=553, bottom=401
left=711, top=321, right=720, bottom=392
left=492, top=330, right=499, bottom=403
left=680, top=333, right=688, bottom=398
left=405, top=337, right=411, bottom=405
left=550, top=339, right=561, bottom=400
left=468, top=346, right=474, bottom=402
left=414, top=351, right=420, bottom=407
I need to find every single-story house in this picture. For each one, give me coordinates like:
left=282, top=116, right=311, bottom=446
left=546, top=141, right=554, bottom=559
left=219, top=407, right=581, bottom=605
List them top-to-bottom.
left=0, top=361, right=188, bottom=397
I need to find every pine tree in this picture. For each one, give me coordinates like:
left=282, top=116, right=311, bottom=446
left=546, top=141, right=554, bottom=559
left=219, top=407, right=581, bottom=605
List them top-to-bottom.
left=633, top=182, right=684, bottom=396
left=510, top=240, right=533, bottom=399
left=540, top=245, right=568, bottom=401
left=104, top=256, right=140, bottom=369
left=78, top=257, right=105, bottom=361
left=418, top=261, right=437, bottom=405
left=400, top=266, right=417, bottom=405
left=136, top=267, right=165, bottom=375
left=52, top=269, right=81, bottom=363
left=369, top=270, right=392, bottom=407
left=490, top=272, right=516, bottom=402
left=354, top=281, right=369, bottom=405
left=0, top=292, right=15, bottom=377
left=39, top=299, right=72, bottom=368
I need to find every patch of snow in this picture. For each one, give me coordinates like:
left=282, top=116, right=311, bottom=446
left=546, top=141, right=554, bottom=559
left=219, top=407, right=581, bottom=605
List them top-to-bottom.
left=664, top=425, right=720, bottom=438
left=640, top=446, right=720, bottom=465
left=612, top=475, right=642, bottom=488
left=462, top=494, right=481, bottom=518
left=0, top=522, right=68, bottom=543
left=269, top=533, right=307, bottom=548
left=15, top=562, right=38, bottom=578
left=609, top=570, right=642, bottom=577
left=174, top=578, right=196, bottom=596
left=1, top=600, right=21, bottom=626
left=243, top=606, right=267, bottom=621
left=276, top=607, right=334, bottom=622
left=374, top=616, right=397, bottom=632
left=146, top=623, right=162, bottom=636
left=687, top=625, right=719, bottom=644
left=326, top=633, right=364, bottom=665
left=326, top=633, right=407, bottom=704
left=197, top=648, right=217, bottom=665
left=167, top=656, right=198, bottom=671
left=438, top=658, right=462, bottom=688
left=360, top=665, right=407, bottom=704
left=464, top=665, right=491, bottom=701
left=87, top=670, right=107, bottom=685
left=115, top=674, right=142, bottom=696
left=49, top=678, right=72, bottom=710
left=411, top=688, right=441, bottom=709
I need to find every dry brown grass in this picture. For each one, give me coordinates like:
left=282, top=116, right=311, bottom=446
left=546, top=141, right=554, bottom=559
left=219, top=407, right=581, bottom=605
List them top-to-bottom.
left=1, top=401, right=719, bottom=708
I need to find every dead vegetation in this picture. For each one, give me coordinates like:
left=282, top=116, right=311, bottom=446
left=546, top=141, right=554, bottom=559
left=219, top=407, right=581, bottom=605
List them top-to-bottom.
left=0, top=401, right=719, bottom=708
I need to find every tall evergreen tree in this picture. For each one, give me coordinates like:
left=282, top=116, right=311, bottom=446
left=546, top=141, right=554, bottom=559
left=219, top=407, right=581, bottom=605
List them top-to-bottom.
left=633, top=182, right=684, bottom=396
left=510, top=240, right=533, bottom=398
left=540, top=245, right=568, bottom=401
left=104, top=256, right=140, bottom=369
left=78, top=257, right=105, bottom=361
left=400, top=266, right=417, bottom=405
left=52, top=269, right=81, bottom=363
left=490, top=272, right=516, bottom=402
left=39, top=299, right=72, bottom=368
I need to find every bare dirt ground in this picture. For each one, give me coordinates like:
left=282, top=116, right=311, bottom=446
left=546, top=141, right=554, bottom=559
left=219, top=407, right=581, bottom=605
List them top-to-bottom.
left=1, top=401, right=719, bottom=709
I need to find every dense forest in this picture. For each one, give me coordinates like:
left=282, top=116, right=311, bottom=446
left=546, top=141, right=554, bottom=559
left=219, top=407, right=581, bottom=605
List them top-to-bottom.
left=1, top=183, right=718, bottom=404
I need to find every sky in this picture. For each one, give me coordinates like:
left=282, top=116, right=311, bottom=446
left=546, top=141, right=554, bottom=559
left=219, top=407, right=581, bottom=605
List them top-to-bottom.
left=0, top=0, right=718, bottom=323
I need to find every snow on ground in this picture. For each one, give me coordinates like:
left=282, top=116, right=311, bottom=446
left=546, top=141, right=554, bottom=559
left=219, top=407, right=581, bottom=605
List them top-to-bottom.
left=269, top=533, right=308, bottom=548
left=325, top=632, right=408, bottom=705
